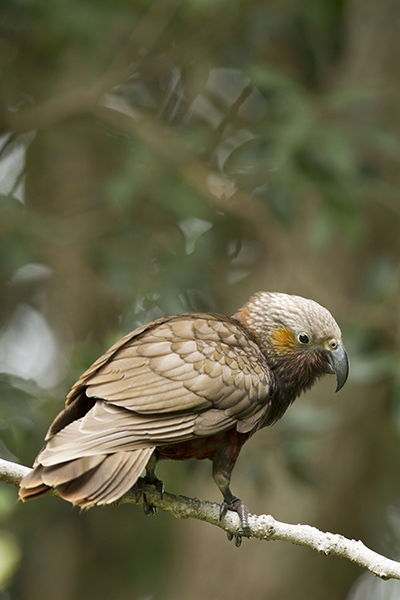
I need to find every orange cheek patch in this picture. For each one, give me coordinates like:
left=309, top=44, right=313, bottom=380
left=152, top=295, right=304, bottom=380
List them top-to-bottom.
left=271, top=327, right=296, bottom=354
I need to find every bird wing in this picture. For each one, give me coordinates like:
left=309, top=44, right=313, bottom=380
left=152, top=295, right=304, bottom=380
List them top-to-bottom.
left=25, top=313, right=272, bottom=508
left=46, top=314, right=272, bottom=455
left=87, top=315, right=268, bottom=405
left=88, top=315, right=269, bottom=413
left=38, top=401, right=200, bottom=464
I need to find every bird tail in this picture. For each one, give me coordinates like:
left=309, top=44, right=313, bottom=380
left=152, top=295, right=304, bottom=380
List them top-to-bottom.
left=19, top=447, right=155, bottom=508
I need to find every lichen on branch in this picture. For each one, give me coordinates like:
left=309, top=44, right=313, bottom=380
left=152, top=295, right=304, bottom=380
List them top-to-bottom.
left=1, top=457, right=400, bottom=580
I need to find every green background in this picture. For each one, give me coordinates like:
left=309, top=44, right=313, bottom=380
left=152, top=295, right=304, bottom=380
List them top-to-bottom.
left=1, top=0, right=400, bottom=598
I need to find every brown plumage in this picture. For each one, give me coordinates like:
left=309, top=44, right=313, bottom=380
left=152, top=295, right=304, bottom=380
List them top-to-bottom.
left=19, top=292, right=349, bottom=537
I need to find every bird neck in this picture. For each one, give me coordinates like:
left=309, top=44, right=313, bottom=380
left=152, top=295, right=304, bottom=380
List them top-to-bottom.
left=262, top=348, right=325, bottom=426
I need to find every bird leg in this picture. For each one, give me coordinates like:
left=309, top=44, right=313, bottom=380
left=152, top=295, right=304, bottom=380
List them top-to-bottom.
left=212, top=447, right=250, bottom=546
left=133, top=451, right=164, bottom=515
left=142, top=451, right=164, bottom=515
left=143, top=451, right=164, bottom=491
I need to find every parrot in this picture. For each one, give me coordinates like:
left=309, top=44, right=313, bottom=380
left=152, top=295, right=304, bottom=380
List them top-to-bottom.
left=19, top=291, right=349, bottom=542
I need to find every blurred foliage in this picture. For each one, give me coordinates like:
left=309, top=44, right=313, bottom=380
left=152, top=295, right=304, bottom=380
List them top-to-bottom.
left=1, top=0, right=400, bottom=599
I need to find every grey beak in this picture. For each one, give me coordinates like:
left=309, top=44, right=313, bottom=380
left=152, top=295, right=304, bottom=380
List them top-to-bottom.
left=326, top=344, right=349, bottom=392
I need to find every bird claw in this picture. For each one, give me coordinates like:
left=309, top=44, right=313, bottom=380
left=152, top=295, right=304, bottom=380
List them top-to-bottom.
left=133, top=476, right=164, bottom=516
left=144, top=476, right=164, bottom=498
left=143, top=493, right=158, bottom=516
left=220, top=497, right=251, bottom=545
left=226, top=530, right=244, bottom=547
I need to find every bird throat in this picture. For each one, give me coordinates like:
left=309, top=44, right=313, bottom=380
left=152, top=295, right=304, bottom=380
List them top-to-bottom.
left=262, top=348, right=326, bottom=426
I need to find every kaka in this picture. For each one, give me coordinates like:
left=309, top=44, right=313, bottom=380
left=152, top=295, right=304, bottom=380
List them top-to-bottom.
left=19, top=292, right=348, bottom=538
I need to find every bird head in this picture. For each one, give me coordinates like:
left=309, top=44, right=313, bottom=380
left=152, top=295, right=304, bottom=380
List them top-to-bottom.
left=234, top=292, right=349, bottom=394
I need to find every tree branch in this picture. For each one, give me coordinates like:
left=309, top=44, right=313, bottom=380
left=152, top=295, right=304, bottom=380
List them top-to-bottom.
left=2, top=457, right=399, bottom=579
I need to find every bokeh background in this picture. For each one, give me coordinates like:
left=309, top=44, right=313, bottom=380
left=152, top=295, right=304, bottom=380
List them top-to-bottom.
left=1, top=0, right=400, bottom=598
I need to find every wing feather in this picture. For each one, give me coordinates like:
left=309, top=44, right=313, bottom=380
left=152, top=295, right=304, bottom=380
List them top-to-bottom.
left=77, top=315, right=270, bottom=427
left=38, top=401, right=199, bottom=465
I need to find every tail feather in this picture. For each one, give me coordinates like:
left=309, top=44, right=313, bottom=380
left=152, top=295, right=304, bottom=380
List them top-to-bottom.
left=19, top=447, right=155, bottom=507
left=57, top=448, right=154, bottom=507
left=83, top=449, right=151, bottom=505
left=41, top=455, right=105, bottom=486
left=18, top=475, right=50, bottom=501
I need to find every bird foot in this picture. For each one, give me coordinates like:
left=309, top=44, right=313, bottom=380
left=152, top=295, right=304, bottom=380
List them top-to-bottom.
left=144, top=475, right=165, bottom=498
left=134, top=476, right=164, bottom=516
left=142, top=493, right=157, bottom=516
left=220, top=497, right=251, bottom=546
left=226, top=530, right=244, bottom=547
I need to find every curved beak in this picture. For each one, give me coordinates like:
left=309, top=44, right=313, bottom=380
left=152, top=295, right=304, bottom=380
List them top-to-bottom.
left=326, top=344, right=349, bottom=392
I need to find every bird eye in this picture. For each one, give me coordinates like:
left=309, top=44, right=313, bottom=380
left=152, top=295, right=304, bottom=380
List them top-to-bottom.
left=298, top=333, right=310, bottom=344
